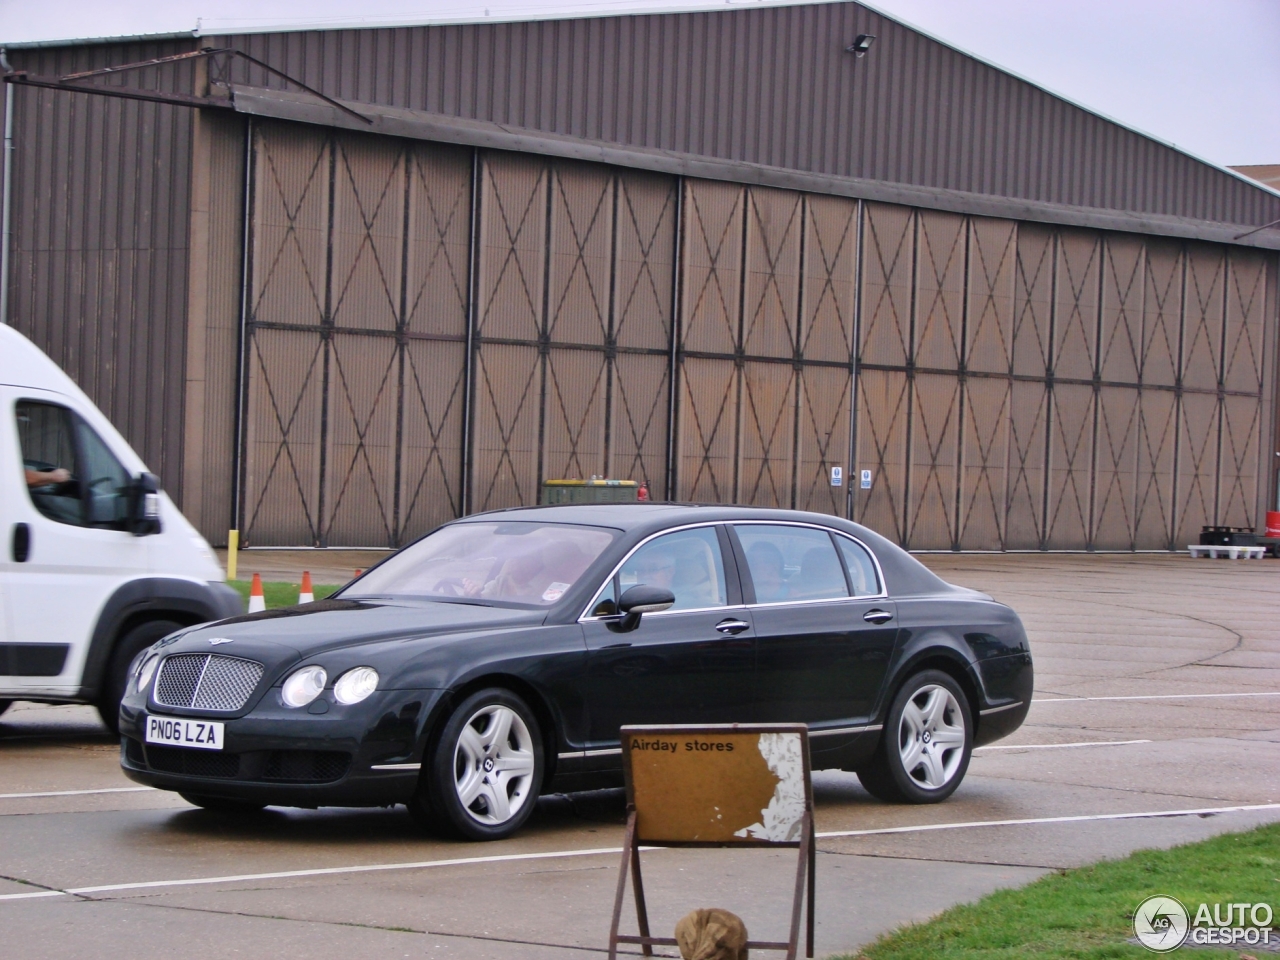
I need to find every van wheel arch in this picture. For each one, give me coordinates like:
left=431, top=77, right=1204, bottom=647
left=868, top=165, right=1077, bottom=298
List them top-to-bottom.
left=79, top=578, right=242, bottom=701
left=96, top=617, right=188, bottom=734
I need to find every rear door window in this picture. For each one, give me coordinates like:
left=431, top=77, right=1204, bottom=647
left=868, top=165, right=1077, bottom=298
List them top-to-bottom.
left=735, top=524, right=850, bottom=603
left=835, top=535, right=882, bottom=596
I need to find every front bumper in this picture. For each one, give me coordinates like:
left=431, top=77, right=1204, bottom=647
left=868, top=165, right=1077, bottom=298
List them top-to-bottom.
left=118, top=688, right=441, bottom=807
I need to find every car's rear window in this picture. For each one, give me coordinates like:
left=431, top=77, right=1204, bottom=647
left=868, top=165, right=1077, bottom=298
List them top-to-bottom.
left=346, top=521, right=619, bottom=606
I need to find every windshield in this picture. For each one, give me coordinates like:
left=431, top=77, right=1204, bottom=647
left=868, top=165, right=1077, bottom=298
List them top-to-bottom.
left=346, top=521, right=619, bottom=606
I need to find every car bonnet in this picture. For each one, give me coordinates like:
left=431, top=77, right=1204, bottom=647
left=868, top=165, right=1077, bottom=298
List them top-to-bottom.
left=166, top=599, right=546, bottom=663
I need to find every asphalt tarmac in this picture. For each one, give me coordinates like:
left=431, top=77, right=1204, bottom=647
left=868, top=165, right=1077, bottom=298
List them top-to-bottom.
left=2, top=553, right=1278, bottom=958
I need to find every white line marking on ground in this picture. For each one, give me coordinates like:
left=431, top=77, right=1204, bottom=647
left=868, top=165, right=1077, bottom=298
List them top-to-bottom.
left=1033, top=691, right=1280, bottom=703
left=973, top=739, right=1151, bottom=751
left=0, top=787, right=157, bottom=800
left=4, top=803, right=1279, bottom=904
left=815, top=803, right=1280, bottom=840
left=0, top=846, right=630, bottom=902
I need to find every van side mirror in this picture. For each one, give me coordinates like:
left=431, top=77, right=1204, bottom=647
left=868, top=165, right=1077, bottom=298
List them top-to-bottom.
left=127, top=473, right=163, bottom=537
left=610, top=584, right=676, bottom=632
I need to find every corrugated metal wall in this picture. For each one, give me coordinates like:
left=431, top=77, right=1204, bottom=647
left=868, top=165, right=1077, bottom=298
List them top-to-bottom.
left=216, top=3, right=1280, bottom=230
left=3, top=41, right=198, bottom=501
left=238, top=119, right=1273, bottom=549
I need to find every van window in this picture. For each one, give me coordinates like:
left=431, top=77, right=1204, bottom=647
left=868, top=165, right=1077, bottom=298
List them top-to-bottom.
left=16, top=400, right=132, bottom=529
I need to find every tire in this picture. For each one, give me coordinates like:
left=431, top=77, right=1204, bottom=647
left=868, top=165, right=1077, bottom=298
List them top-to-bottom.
left=96, top=619, right=183, bottom=734
left=857, top=669, right=972, bottom=804
left=410, top=687, right=545, bottom=841
left=0, top=700, right=11, bottom=719
left=179, top=793, right=267, bottom=815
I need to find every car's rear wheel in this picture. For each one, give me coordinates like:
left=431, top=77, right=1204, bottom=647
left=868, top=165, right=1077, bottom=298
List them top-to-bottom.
left=97, top=619, right=184, bottom=735
left=858, top=669, right=972, bottom=804
left=411, top=687, right=544, bottom=841
left=179, top=793, right=267, bottom=815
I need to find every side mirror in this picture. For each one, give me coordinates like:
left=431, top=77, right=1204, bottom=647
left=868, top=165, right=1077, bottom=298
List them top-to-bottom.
left=127, top=472, right=163, bottom=537
left=611, top=584, right=676, bottom=632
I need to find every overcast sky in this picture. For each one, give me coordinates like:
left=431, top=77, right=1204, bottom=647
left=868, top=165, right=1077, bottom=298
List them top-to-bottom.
left=1, top=0, right=1276, bottom=168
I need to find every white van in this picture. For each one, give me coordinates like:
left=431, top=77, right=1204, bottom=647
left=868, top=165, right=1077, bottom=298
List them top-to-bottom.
left=0, top=325, right=242, bottom=731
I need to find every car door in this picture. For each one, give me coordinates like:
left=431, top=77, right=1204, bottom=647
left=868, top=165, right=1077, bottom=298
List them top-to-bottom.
left=0, top=389, right=150, bottom=696
left=734, top=523, right=898, bottom=729
left=580, top=524, right=755, bottom=747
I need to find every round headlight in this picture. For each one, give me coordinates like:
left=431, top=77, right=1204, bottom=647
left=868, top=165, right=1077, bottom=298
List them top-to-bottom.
left=136, top=654, right=159, bottom=692
left=282, top=665, right=327, bottom=708
left=333, top=666, right=379, bottom=705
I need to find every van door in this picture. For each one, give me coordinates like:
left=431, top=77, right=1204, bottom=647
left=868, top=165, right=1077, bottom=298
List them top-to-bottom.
left=0, top=388, right=150, bottom=698
left=0, top=442, right=11, bottom=654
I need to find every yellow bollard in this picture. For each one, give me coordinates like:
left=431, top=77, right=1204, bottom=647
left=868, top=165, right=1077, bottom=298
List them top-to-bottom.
left=227, top=529, right=239, bottom=581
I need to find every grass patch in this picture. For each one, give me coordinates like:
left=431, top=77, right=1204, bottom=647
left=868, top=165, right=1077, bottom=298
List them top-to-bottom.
left=227, top=580, right=342, bottom=611
left=836, top=821, right=1280, bottom=960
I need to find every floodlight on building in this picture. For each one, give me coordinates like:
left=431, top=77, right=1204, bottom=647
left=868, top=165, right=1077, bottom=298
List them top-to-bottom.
left=846, top=34, right=876, bottom=57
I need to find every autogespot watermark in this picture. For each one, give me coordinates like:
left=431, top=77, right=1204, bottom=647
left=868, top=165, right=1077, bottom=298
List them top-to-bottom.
left=1133, top=895, right=1275, bottom=952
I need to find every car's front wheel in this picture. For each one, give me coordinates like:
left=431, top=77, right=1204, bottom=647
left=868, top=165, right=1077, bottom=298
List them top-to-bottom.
left=858, top=669, right=972, bottom=804
left=412, top=688, right=544, bottom=841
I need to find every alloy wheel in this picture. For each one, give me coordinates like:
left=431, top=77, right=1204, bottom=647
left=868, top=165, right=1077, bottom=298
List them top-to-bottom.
left=896, top=683, right=966, bottom=789
left=452, top=703, right=537, bottom=826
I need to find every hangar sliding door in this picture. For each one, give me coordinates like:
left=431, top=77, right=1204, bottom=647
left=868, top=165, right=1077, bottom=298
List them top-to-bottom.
left=232, top=120, right=1271, bottom=550
left=241, top=123, right=469, bottom=546
left=242, top=129, right=678, bottom=545
left=472, top=156, right=677, bottom=513
left=675, top=182, right=855, bottom=514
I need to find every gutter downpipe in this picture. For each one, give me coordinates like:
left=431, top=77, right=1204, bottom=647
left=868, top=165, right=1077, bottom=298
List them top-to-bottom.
left=1, top=49, right=14, bottom=326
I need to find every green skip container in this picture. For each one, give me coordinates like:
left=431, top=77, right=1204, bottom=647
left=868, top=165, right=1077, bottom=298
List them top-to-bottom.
left=540, top=478, right=646, bottom=505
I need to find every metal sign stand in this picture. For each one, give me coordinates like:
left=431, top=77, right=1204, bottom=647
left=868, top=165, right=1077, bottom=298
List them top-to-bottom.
left=606, top=723, right=816, bottom=960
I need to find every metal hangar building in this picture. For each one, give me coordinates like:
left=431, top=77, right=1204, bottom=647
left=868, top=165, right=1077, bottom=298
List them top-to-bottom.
left=2, top=1, right=1278, bottom=551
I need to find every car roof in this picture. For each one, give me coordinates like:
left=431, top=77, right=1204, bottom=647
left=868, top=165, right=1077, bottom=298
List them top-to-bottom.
left=457, top=502, right=841, bottom=532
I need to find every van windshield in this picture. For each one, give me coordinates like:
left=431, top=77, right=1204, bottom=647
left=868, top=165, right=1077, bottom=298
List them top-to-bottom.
left=345, top=522, right=619, bottom=607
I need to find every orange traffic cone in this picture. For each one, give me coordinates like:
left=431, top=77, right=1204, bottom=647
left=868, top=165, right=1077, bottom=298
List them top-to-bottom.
left=354, top=568, right=363, bottom=579
left=298, top=571, right=314, bottom=604
left=248, top=573, right=266, bottom=613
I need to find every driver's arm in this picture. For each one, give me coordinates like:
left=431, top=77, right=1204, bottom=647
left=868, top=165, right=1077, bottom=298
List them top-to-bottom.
left=25, top=467, right=71, bottom=487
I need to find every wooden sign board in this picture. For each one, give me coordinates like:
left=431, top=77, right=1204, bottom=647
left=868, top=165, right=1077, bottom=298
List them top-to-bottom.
left=610, top=724, right=816, bottom=960
left=623, top=724, right=811, bottom=844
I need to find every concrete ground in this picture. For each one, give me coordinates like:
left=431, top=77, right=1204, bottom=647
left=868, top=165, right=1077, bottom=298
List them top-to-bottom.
left=2, top=552, right=1278, bottom=958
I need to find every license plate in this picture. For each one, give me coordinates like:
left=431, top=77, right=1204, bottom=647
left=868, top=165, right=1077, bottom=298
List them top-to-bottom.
left=144, top=715, right=225, bottom=751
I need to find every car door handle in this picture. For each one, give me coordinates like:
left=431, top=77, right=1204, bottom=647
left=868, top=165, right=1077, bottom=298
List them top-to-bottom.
left=863, top=608, right=894, bottom=624
left=715, top=618, right=751, bottom=635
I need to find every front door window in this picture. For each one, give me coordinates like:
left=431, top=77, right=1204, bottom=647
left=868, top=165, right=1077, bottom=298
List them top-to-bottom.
left=16, top=400, right=131, bottom=530
left=596, top=526, right=730, bottom=613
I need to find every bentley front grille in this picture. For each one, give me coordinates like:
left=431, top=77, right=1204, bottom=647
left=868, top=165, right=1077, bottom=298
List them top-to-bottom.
left=154, top=654, right=264, bottom=710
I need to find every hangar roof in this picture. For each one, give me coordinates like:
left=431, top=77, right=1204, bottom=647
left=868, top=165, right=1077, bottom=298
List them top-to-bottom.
left=6, top=0, right=1279, bottom=245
